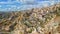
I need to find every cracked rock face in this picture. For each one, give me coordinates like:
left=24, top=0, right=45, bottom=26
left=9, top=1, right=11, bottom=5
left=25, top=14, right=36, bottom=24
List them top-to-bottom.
left=0, top=4, right=60, bottom=34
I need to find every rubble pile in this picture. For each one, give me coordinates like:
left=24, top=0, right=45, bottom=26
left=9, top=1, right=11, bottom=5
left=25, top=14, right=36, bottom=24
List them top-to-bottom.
left=0, top=4, right=60, bottom=34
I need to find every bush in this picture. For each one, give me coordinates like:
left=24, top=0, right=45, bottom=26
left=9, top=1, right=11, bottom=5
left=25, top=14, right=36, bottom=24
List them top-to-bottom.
left=54, top=7, right=60, bottom=16
left=0, top=16, right=2, bottom=19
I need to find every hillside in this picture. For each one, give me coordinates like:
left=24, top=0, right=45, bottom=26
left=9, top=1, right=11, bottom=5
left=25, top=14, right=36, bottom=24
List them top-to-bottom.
left=0, top=3, right=60, bottom=34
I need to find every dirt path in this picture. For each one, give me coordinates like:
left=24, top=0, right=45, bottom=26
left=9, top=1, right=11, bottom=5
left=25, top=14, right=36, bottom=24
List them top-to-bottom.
left=54, top=16, right=60, bottom=22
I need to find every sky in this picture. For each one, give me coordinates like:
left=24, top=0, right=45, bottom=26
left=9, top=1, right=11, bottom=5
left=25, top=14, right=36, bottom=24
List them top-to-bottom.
left=0, top=0, right=60, bottom=11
